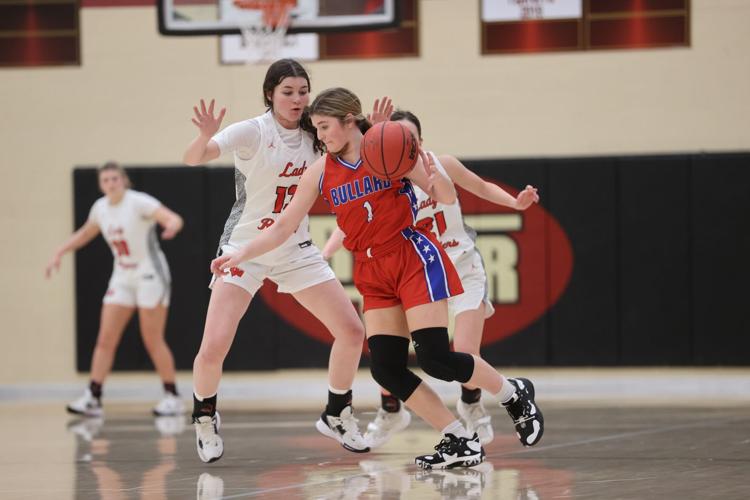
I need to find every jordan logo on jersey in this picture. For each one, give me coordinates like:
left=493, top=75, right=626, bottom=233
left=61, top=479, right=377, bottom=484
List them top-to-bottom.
left=329, top=175, right=392, bottom=207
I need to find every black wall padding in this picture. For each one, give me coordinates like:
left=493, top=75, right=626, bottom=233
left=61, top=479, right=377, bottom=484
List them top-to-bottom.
left=691, top=154, right=750, bottom=365
left=618, top=156, right=692, bottom=365
left=546, top=158, right=619, bottom=365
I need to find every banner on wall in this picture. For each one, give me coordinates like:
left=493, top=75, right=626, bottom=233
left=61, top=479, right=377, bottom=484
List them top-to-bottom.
left=482, top=0, right=582, bottom=21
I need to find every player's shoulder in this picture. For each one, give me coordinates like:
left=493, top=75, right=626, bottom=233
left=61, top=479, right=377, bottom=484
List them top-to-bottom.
left=127, top=189, right=160, bottom=205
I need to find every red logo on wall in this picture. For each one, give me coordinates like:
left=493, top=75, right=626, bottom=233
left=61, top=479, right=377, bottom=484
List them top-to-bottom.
left=258, top=181, right=574, bottom=347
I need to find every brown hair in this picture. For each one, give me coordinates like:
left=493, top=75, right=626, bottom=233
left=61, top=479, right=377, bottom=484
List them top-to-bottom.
left=263, top=58, right=321, bottom=151
left=309, top=87, right=371, bottom=152
left=98, top=161, right=131, bottom=188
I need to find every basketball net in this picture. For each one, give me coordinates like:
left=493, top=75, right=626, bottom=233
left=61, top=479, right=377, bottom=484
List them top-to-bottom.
left=233, top=0, right=297, bottom=64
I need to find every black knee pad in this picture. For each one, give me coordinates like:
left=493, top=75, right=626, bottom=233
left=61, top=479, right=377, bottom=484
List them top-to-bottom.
left=412, top=327, right=475, bottom=383
left=368, top=335, right=422, bottom=401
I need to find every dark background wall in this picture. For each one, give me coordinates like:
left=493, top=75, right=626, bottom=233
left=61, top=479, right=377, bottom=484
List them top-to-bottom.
left=73, top=152, right=750, bottom=370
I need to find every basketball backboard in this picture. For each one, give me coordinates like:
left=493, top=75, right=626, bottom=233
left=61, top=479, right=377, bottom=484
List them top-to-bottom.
left=158, top=0, right=400, bottom=36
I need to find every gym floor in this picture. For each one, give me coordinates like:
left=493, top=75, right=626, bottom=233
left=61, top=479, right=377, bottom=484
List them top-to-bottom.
left=2, top=369, right=749, bottom=499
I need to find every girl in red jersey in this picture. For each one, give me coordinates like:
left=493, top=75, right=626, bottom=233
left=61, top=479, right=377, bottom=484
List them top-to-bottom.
left=214, top=88, right=544, bottom=469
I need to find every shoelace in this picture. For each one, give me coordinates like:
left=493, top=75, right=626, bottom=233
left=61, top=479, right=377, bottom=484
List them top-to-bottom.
left=507, top=400, right=535, bottom=424
left=337, top=412, right=363, bottom=437
left=195, top=417, right=218, bottom=440
left=435, top=436, right=459, bottom=454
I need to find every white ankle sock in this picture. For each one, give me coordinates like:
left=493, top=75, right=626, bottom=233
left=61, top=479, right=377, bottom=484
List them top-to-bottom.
left=497, top=376, right=517, bottom=404
left=328, top=386, right=350, bottom=395
left=442, top=420, right=472, bottom=439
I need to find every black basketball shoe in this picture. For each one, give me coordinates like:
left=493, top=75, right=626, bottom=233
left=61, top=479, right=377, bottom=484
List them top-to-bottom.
left=503, top=377, right=544, bottom=447
left=415, top=433, right=484, bottom=469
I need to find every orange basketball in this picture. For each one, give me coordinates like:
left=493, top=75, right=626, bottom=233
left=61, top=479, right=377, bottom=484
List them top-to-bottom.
left=360, top=121, right=419, bottom=181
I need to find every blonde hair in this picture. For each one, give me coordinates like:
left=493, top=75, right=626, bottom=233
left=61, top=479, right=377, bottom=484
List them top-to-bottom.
left=309, top=87, right=371, bottom=134
left=98, top=161, right=131, bottom=188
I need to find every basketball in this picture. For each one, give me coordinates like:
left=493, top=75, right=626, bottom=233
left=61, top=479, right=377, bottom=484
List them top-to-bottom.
left=360, top=121, right=419, bottom=181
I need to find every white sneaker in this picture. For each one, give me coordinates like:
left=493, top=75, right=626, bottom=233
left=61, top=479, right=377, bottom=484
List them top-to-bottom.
left=66, top=389, right=103, bottom=418
left=153, top=393, right=185, bottom=416
left=457, top=399, right=494, bottom=445
left=315, top=405, right=370, bottom=453
left=364, top=407, right=411, bottom=449
left=194, top=411, right=224, bottom=463
left=197, top=472, right=224, bottom=500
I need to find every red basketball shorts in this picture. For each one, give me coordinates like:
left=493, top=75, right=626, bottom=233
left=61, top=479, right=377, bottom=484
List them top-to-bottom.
left=353, top=226, right=464, bottom=312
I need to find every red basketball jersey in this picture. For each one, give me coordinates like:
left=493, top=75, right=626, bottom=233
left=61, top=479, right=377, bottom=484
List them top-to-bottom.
left=320, top=154, right=418, bottom=252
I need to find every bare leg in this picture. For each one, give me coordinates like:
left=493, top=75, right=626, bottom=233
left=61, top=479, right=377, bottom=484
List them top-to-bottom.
left=193, top=279, right=252, bottom=397
left=293, top=279, right=364, bottom=391
left=90, top=304, right=136, bottom=383
left=452, top=304, right=486, bottom=391
left=138, top=305, right=176, bottom=383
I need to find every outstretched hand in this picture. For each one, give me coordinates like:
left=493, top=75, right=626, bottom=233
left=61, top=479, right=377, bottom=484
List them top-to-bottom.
left=368, top=96, right=393, bottom=124
left=191, top=99, right=226, bottom=138
left=515, top=185, right=540, bottom=210
left=45, top=254, right=61, bottom=279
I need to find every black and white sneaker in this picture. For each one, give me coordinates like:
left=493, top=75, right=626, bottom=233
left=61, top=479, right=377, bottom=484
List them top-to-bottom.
left=503, top=378, right=544, bottom=447
left=66, top=389, right=103, bottom=418
left=315, top=405, right=370, bottom=453
left=193, top=411, right=223, bottom=463
left=414, top=433, right=484, bottom=470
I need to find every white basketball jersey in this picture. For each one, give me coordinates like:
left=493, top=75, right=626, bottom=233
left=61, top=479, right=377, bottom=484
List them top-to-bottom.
left=214, top=111, right=319, bottom=266
left=413, top=154, right=476, bottom=261
left=88, top=189, right=166, bottom=269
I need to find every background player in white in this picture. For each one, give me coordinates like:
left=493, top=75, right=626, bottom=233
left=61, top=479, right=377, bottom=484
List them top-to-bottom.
left=183, top=59, right=382, bottom=463
left=323, top=110, right=539, bottom=448
left=46, top=161, right=185, bottom=417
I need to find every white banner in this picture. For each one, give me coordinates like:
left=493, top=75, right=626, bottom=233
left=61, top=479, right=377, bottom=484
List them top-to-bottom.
left=482, top=0, right=582, bottom=21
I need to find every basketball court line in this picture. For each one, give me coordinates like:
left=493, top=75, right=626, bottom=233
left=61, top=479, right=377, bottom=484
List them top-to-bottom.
left=213, top=415, right=743, bottom=499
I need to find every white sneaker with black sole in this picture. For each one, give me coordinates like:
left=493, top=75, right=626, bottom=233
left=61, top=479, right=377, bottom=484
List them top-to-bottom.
left=66, top=389, right=103, bottom=418
left=153, top=394, right=185, bottom=416
left=457, top=399, right=494, bottom=445
left=315, top=405, right=370, bottom=453
left=364, top=407, right=411, bottom=449
left=194, top=411, right=223, bottom=463
left=415, top=433, right=484, bottom=470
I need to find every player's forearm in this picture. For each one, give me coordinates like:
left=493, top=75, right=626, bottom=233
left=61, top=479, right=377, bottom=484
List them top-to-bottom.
left=183, top=135, right=212, bottom=166
left=479, top=183, right=517, bottom=208
left=237, top=223, right=294, bottom=262
left=321, top=227, right=345, bottom=259
left=57, top=229, right=92, bottom=255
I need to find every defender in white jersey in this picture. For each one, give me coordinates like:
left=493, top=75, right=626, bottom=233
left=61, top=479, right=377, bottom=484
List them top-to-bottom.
left=183, top=59, right=381, bottom=463
left=322, top=111, right=541, bottom=449
left=46, top=162, right=185, bottom=418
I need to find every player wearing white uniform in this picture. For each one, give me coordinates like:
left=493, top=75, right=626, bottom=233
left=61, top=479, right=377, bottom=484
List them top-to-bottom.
left=183, top=59, right=374, bottom=464
left=322, top=111, right=541, bottom=448
left=46, top=162, right=185, bottom=418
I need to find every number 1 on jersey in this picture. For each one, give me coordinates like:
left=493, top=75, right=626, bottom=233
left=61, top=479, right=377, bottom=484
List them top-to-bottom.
left=363, top=201, right=374, bottom=222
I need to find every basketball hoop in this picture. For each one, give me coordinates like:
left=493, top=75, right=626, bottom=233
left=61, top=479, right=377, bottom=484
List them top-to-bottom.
left=232, top=0, right=297, bottom=64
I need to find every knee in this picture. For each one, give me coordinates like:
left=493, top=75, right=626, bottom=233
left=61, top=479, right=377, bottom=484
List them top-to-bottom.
left=338, top=318, right=365, bottom=345
left=412, top=327, right=474, bottom=383
left=368, top=335, right=421, bottom=401
left=196, top=337, right=228, bottom=366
